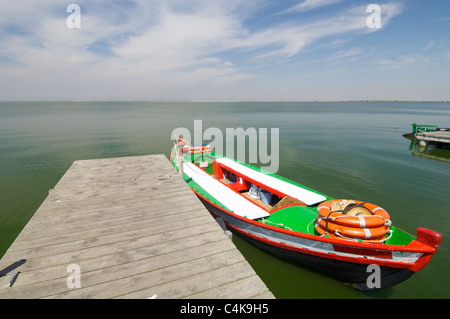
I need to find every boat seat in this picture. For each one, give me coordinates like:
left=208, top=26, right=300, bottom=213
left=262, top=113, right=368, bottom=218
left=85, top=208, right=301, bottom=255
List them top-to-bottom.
left=214, top=157, right=327, bottom=206
left=183, top=162, right=270, bottom=220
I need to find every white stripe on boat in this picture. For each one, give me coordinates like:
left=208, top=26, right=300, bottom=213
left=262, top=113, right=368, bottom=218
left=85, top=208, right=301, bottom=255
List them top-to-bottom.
left=215, top=157, right=327, bottom=206
left=183, top=162, right=270, bottom=220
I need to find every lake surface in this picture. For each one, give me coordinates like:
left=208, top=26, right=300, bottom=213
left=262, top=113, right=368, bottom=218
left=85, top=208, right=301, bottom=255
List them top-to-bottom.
left=1, top=101, right=449, bottom=298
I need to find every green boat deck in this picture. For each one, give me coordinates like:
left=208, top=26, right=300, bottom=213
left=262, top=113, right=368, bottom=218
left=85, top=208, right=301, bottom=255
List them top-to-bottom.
left=260, top=205, right=415, bottom=246
left=261, top=205, right=317, bottom=233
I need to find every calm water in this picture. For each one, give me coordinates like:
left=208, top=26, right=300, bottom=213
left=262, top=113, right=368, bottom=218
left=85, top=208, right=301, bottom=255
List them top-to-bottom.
left=1, top=101, right=449, bottom=298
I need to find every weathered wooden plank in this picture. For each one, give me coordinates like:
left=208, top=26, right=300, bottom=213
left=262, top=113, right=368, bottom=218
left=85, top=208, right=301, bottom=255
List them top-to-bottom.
left=416, top=131, right=450, bottom=143
left=0, top=155, right=273, bottom=299
left=21, top=194, right=203, bottom=233
left=12, top=202, right=203, bottom=244
left=9, top=211, right=215, bottom=253
left=0, top=220, right=222, bottom=270
left=1, top=236, right=236, bottom=299
left=8, top=237, right=233, bottom=290
left=44, top=249, right=246, bottom=299
left=118, top=260, right=263, bottom=299
left=186, top=275, right=274, bottom=299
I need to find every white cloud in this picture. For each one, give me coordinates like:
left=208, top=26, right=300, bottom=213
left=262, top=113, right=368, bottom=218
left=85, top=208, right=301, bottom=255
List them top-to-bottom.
left=0, top=0, right=406, bottom=100
left=281, top=0, right=345, bottom=14
left=218, top=3, right=403, bottom=61
left=425, top=41, right=436, bottom=51
left=327, top=47, right=363, bottom=61
left=378, top=54, right=430, bottom=70
left=210, top=73, right=255, bottom=85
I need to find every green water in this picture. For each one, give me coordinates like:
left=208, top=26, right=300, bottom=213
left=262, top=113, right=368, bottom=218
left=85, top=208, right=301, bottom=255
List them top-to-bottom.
left=1, top=101, right=449, bottom=298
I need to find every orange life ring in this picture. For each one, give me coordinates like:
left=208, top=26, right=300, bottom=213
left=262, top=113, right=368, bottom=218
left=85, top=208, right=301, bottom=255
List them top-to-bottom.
left=183, top=144, right=212, bottom=154
left=317, top=199, right=390, bottom=228
left=316, top=218, right=390, bottom=240
left=314, top=223, right=388, bottom=243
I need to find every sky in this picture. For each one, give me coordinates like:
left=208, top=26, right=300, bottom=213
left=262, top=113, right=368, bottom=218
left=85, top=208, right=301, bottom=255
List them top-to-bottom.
left=0, top=0, right=449, bottom=101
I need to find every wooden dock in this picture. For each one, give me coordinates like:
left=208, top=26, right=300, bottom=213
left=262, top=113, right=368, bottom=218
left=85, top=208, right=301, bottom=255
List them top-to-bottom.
left=415, top=131, right=450, bottom=145
left=0, top=154, right=273, bottom=299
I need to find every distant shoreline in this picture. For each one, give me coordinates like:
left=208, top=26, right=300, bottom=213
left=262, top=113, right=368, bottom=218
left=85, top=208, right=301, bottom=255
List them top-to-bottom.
left=1, top=100, right=449, bottom=103
left=192, top=100, right=450, bottom=103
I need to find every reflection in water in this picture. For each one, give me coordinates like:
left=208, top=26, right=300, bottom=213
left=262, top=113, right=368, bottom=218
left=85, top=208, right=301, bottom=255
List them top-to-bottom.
left=403, top=133, right=450, bottom=163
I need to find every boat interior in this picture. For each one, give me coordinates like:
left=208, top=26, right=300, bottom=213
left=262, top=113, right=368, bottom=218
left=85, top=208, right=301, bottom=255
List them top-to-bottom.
left=180, top=152, right=415, bottom=244
left=181, top=154, right=330, bottom=232
left=194, top=157, right=308, bottom=211
left=216, top=166, right=304, bottom=212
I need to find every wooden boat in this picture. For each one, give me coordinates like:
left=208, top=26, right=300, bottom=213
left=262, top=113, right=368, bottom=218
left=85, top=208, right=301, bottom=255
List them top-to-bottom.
left=170, top=137, right=442, bottom=290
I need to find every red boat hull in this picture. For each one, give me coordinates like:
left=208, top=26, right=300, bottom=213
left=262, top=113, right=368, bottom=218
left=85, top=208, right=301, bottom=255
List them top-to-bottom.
left=195, top=193, right=441, bottom=290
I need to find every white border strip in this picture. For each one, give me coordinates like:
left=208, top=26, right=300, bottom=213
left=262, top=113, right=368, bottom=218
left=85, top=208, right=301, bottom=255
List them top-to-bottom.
left=216, top=157, right=327, bottom=206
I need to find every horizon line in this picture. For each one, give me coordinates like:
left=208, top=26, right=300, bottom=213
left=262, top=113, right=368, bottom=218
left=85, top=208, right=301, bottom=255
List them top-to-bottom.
left=1, top=99, right=449, bottom=103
